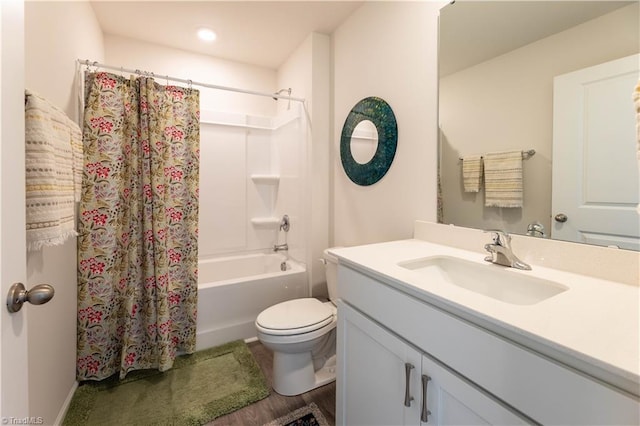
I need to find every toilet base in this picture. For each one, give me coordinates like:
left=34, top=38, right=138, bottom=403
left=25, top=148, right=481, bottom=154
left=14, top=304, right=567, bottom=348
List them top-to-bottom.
left=272, top=352, right=336, bottom=396
left=313, top=354, right=337, bottom=388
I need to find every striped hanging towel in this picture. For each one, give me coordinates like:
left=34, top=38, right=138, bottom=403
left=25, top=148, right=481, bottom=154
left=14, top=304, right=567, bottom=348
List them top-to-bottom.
left=634, top=78, right=640, bottom=214
left=635, top=78, right=640, bottom=152
left=25, top=89, right=83, bottom=250
left=483, top=150, right=523, bottom=208
left=462, top=155, right=483, bottom=192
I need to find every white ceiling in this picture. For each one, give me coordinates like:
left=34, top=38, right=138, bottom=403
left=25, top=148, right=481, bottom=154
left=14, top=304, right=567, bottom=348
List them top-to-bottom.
left=90, top=1, right=363, bottom=69
left=91, top=1, right=635, bottom=73
left=439, top=1, right=635, bottom=76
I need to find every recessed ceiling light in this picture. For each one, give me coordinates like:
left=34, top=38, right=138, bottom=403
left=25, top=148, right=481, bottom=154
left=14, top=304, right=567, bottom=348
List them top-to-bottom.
left=197, top=28, right=217, bottom=42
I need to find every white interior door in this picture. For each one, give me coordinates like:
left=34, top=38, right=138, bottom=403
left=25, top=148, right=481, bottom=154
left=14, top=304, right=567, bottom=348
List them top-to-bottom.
left=0, top=0, right=29, bottom=420
left=552, top=54, right=640, bottom=250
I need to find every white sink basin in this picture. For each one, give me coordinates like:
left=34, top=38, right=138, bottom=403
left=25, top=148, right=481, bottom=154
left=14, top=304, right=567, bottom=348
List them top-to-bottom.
left=398, top=255, right=568, bottom=305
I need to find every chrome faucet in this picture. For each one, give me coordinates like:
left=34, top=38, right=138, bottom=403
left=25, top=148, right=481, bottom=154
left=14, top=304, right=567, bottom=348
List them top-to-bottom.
left=274, top=215, right=290, bottom=252
left=526, top=222, right=545, bottom=238
left=483, top=230, right=531, bottom=270
left=273, top=243, right=288, bottom=252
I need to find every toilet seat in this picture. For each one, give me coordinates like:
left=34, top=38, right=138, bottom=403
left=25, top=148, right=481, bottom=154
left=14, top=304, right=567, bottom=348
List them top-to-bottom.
left=256, top=298, right=335, bottom=336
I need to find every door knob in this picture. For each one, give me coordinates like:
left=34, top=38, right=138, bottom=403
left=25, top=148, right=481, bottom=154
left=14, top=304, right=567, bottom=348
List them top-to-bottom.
left=554, top=213, right=568, bottom=223
left=6, top=282, right=54, bottom=313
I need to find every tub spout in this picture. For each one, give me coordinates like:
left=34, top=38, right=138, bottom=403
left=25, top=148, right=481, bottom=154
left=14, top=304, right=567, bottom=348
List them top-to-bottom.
left=273, top=243, right=288, bottom=252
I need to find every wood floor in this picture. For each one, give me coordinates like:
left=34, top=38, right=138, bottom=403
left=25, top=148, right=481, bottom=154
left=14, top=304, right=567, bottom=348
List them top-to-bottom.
left=207, top=340, right=336, bottom=426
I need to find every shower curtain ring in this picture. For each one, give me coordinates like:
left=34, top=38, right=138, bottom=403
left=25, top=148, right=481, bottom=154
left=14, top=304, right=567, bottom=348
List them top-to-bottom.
left=85, top=60, right=97, bottom=73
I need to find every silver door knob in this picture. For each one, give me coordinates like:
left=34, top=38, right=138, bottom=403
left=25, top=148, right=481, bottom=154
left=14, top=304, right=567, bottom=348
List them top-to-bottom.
left=554, top=213, right=568, bottom=223
left=6, top=282, right=54, bottom=313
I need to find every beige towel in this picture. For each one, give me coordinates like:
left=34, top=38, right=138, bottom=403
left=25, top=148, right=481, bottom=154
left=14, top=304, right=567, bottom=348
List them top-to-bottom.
left=634, top=79, right=640, bottom=214
left=635, top=79, right=640, bottom=153
left=25, top=89, right=83, bottom=250
left=483, top=150, right=523, bottom=208
left=462, top=155, right=483, bottom=192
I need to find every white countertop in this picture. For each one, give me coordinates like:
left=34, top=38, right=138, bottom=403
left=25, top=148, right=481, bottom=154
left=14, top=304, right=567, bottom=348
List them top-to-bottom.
left=331, top=239, right=640, bottom=397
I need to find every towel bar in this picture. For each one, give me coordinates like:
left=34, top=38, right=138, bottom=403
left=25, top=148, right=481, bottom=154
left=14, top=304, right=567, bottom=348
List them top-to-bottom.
left=458, top=149, right=535, bottom=161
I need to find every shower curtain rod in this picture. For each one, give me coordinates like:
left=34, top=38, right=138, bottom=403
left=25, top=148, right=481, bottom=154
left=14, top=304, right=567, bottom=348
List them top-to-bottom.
left=77, top=59, right=306, bottom=103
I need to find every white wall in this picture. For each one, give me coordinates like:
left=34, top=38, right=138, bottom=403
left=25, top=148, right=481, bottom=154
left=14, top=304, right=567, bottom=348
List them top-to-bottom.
left=24, top=1, right=104, bottom=423
left=26, top=2, right=104, bottom=120
left=332, top=2, right=443, bottom=247
left=440, top=3, right=639, bottom=234
left=277, top=33, right=331, bottom=297
left=104, top=34, right=277, bottom=117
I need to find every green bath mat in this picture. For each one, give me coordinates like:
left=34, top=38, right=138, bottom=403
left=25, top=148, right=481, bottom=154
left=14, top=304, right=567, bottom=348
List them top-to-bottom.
left=63, top=340, right=269, bottom=426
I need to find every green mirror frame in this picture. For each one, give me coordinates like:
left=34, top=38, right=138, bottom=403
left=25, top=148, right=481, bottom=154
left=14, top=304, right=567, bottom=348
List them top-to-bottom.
left=340, top=97, right=398, bottom=186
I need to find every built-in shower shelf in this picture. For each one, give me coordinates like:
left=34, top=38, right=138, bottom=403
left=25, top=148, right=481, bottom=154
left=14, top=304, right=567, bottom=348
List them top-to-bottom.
left=250, top=174, right=280, bottom=185
left=250, top=217, right=281, bottom=228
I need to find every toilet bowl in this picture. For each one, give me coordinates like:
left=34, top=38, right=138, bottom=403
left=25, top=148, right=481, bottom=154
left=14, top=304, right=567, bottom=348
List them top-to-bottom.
left=255, top=248, right=339, bottom=396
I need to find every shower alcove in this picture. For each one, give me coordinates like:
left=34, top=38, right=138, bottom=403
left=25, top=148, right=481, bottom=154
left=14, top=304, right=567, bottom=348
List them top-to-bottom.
left=198, top=105, right=307, bottom=259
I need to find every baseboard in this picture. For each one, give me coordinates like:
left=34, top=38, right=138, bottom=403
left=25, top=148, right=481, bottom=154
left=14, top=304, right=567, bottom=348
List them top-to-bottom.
left=54, top=380, right=78, bottom=425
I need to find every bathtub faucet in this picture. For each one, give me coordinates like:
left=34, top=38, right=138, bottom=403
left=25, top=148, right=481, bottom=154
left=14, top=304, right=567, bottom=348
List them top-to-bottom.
left=273, top=243, right=288, bottom=252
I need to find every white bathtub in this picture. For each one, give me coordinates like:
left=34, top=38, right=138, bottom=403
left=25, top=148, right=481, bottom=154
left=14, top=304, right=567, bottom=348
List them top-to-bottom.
left=196, top=252, right=307, bottom=350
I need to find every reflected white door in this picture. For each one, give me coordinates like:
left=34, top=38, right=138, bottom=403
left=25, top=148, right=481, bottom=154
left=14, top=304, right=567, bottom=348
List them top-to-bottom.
left=0, top=0, right=29, bottom=420
left=552, top=54, right=640, bottom=250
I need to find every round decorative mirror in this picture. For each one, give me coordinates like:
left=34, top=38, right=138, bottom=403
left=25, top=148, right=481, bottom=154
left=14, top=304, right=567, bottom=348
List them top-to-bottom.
left=340, top=97, right=398, bottom=186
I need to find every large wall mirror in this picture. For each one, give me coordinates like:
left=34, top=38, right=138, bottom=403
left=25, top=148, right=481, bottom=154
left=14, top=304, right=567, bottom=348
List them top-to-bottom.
left=438, top=1, right=640, bottom=250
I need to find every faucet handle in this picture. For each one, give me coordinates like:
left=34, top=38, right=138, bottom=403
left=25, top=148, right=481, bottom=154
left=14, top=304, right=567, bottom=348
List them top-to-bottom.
left=279, top=214, right=290, bottom=232
left=483, top=229, right=511, bottom=246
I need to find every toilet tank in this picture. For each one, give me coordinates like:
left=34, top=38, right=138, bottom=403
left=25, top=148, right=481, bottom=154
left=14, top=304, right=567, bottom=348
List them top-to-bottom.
left=322, top=248, right=340, bottom=302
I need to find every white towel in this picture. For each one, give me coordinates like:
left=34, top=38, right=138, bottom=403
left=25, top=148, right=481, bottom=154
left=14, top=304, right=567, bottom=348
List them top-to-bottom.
left=25, top=89, right=82, bottom=250
left=483, top=150, right=523, bottom=208
left=462, top=155, right=483, bottom=192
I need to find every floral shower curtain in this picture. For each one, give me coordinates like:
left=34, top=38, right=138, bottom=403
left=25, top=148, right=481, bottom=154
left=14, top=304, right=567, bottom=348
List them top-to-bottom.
left=77, top=72, right=200, bottom=380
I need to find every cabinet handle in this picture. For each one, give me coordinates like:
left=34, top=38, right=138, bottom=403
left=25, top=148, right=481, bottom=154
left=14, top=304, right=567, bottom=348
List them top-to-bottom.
left=404, top=363, right=415, bottom=407
left=421, top=374, right=432, bottom=422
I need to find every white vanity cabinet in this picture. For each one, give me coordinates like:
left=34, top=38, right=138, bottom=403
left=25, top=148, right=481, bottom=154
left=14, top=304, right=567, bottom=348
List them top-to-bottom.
left=336, top=262, right=640, bottom=425
left=337, top=300, right=528, bottom=425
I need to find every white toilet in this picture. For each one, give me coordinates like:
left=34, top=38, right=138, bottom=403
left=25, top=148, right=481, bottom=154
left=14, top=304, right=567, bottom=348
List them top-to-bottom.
left=255, top=248, right=339, bottom=396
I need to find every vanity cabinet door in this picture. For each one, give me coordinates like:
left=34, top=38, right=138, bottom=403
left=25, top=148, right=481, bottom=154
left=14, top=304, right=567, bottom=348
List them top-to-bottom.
left=337, top=300, right=422, bottom=426
left=337, top=300, right=529, bottom=426
left=420, top=355, right=529, bottom=425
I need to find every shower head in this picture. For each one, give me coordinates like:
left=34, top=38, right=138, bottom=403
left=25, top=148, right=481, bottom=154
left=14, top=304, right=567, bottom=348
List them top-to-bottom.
left=272, top=88, right=291, bottom=101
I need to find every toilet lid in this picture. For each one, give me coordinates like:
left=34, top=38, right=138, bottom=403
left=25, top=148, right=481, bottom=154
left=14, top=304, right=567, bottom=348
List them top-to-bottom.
left=256, top=298, right=334, bottom=333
